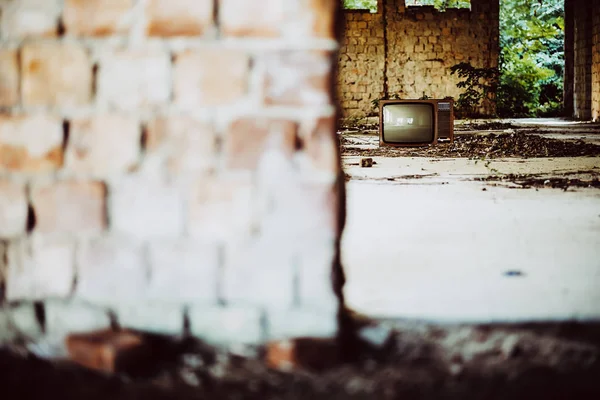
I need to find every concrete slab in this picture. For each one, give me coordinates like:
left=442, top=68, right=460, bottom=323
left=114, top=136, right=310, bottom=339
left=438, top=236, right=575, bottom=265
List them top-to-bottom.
left=341, top=180, right=600, bottom=324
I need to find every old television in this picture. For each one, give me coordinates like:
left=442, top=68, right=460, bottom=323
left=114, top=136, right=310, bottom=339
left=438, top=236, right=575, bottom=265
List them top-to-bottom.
left=379, top=99, right=454, bottom=147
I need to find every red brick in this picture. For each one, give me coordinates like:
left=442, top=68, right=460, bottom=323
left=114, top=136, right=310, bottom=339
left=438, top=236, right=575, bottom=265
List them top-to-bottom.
left=0, top=0, right=61, bottom=38
left=64, top=0, right=133, bottom=36
left=146, top=0, right=213, bottom=36
left=219, top=0, right=284, bottom=37
left=21, top=42, right=92, bottom=107
left=173, top=49, right=249, bottom=107
left=0, top=50, right=19, bottom=107
left=97, top=50, right=170, bottom=110
left=264, top=51, right=333, bottom=106
left=0, top=114, right=64, bottom=172
left=65, top=115, right=141, bottom=175
left=145, top=116, right=216, bottom=174
left=299, top=116, right=339, bottom=174
left=224, top=118, right=296, bottom=170
left=188, top=176, right=254, bottom=241
left=0, top=180, right=27, bottom=238
left=31, top=181, right=106, bottom=234
left=6, top=236, right=75, bottom=300
left=66, top=329, right=143, bottom=373
left=266, top=338, right=339, bottom=371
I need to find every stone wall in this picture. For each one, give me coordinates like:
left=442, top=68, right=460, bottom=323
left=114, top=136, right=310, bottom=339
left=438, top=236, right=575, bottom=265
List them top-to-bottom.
left=0, top=0, right=344, bottom=350
left=338, top=0, right=499, bottom=117
left=592, top=5, right=600, bottom=122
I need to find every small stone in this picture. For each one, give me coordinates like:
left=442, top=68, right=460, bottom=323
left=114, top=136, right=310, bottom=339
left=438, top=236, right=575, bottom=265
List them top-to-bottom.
left=360, top=157, right=373, bottom=168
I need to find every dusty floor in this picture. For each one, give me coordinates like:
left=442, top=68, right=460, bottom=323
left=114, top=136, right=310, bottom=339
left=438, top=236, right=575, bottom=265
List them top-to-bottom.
left=341, top=118, right=600, bottom=321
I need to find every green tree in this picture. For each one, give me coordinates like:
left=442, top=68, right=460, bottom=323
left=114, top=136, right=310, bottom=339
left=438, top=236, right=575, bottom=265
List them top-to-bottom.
left=343, top=0, right=377, bottom=12
left=497, top=0, right=564, bottom=117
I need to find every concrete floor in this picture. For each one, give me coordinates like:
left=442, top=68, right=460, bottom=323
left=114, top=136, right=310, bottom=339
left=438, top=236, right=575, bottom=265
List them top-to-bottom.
left=341, top=122, right=600, bottom=324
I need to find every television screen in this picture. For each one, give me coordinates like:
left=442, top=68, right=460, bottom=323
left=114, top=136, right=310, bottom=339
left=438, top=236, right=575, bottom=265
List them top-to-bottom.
left=381, top=102, right=436, bottom=144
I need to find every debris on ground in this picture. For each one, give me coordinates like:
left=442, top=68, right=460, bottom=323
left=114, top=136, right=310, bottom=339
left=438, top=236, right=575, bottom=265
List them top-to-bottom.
left=341, top=133, right=600, bottom=159
left=360, top=158, right=374, bottom=168
left=476, top=174, right=600, bottom=190
left=2, top=320, right=600, bottom=400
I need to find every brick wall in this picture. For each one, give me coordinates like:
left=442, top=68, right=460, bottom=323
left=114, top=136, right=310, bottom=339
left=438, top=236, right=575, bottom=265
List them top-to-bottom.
left=0, top=0, right=344, bottom=350
left=338, top=0, right=499, bottom=117
left=572, top=0, right=593, bottom=120
left=592, top=5, right=600, bottom=122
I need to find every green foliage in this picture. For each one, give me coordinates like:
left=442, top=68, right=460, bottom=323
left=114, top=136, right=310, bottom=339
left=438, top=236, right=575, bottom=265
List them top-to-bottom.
left=343, top=0, right=377, bottom=12
left=407, top=0, right=471, bottom=11
left=497, top=0, right=564, bottom=117
left=450, top=62, right=499, bottom=117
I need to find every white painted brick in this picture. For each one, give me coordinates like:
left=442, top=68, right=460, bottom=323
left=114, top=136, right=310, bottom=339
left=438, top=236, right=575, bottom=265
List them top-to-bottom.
left=0, top=0, right=61, bottom=38
left=97, top=49, right=170, bottom=110
left=109, top=174, right=185, bottom=239
left=0, top=180, right=27, bottom=238
left=222, top=235, right=295, bottom=308
left=6, top=236, right=75, bottom=301
left=75, top=236, right=147, bottom=305
left=298, top=238, right=338, bottom=314
left=147, top=239, right=219, bottom=303
left=45, top=300, right=110, bottom=336
left=9, top=303, right=43, bottom=340
left=113, top=303, right=184, bottom=335
left=188, top=305, right=263, bottom=345
left=0, top=308, right=18, bottom=342
left=267, top=308, right=337, bottom=340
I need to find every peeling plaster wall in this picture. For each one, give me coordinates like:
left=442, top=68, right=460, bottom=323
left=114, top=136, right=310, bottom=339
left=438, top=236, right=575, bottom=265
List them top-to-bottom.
left=338, top=0, right=499, bottom=117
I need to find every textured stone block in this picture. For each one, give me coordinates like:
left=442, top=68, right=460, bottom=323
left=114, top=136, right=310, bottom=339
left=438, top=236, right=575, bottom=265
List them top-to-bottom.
left=0, top=0, right=61, bottom=38
left=64, top=0, right=133, bottom=36
left=146, top=0, right=213, bottom=36
left=219, top=0, right=284, bottom=37
left=21, top=42, right=92, bottom=107
left=0, top=49, right=19, bottom=106
left=173, top=49, right=249, bottom=107
left=97, top=50, right=170, bottom=110
left=264, top=51, right=333, bottom=106
left=0, top=114, right=63, bottom=172
left=65, top=115, right=141, bottom=175
left=145, top=116, right=216, bottom=174
left=224, top=118, right=296, bottom=171
left=109, top=175, right=184, bottom=239
left=187, top=176, right=255, bottom=241
left=0, top=180, right=27, bottom=238
left=31, top=181, right=106, bottom=234
left=6, top=237, right=75, bottom=301
left=75, top=237, right=147, bottom=305
left=146, top=240, right=219, bottom=303
left=45, top=300, right=111, bottom=336
left=113, top=303, right=184, bottom=335
left=188, top=306, right=263, bottom=345
left=267, top=309, right=337, bottom=340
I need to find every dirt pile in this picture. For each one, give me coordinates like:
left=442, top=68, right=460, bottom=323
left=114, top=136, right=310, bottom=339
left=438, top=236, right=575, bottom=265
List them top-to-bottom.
left=341, top=133, right=600, bottom=159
